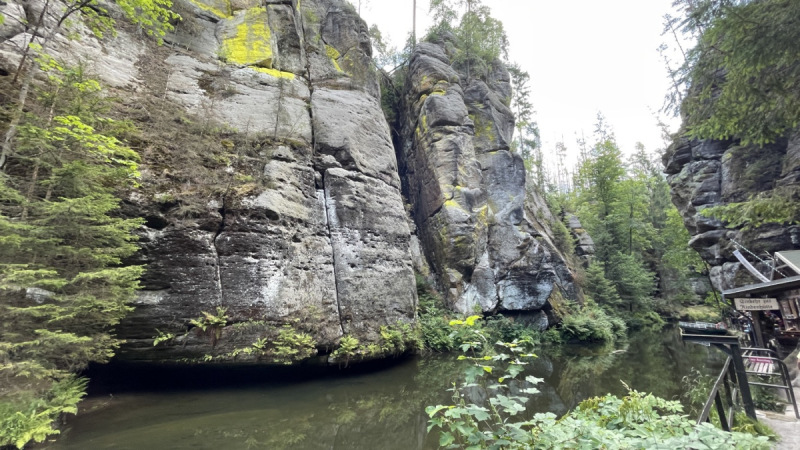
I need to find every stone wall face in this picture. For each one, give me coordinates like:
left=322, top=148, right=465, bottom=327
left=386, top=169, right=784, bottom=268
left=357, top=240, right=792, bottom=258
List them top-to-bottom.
left=0, top=0, right=580, bottom=362
left=1, top=0, right=416, bottom=361
left=398, top=41, right=576, bottom=326
left=663, top=132, right=800, bottom=290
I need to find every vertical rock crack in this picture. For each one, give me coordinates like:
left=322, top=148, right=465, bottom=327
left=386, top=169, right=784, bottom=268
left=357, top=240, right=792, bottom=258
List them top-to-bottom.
left=295, top=2, right=346, bottom=336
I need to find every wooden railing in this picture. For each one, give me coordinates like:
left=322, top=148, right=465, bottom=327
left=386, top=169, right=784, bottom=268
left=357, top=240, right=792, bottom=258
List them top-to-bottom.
left=698, top=356, right=737, bottom=431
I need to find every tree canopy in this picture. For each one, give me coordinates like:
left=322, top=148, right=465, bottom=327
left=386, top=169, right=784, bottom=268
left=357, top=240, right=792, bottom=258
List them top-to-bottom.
left=669, top=0, right=800, bottom=145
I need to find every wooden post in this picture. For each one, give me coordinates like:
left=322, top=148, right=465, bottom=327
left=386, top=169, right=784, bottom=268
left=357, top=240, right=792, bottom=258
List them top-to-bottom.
left=752, top=311, right=765, bottom=348
left=730, top=342, right=758, bottom=420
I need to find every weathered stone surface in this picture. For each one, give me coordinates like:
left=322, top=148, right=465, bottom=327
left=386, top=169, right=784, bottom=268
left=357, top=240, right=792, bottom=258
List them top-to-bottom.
left=0, top=0, right=418, bottom=362
left=1, top=0, right=575, bottom=364
left=0, top=1, right=145, bottom=88
left=399, top=40, right=577, bottom=315
left=312, top=88, right=400, bottom=188
left=666, top=125, right=800, bottom=290
left=324, top=168, right=416, bottom=340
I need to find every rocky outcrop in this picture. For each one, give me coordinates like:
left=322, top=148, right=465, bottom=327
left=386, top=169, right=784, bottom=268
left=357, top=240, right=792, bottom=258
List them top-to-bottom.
left=0, top=0, right=579, bottom=363
left=1, top=0, right=416, bottom=361
left=397, top=39, right=576, bottom=325
left=663, top=131, right=800, bottom=290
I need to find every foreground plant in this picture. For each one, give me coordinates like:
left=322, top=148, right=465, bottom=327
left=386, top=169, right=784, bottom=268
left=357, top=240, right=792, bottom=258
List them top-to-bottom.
left=426, top=324, right=770, bottom=449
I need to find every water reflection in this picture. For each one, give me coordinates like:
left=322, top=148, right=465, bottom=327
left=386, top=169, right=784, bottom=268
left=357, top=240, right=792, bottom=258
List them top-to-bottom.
left=46, top=327, right=724, bottom=450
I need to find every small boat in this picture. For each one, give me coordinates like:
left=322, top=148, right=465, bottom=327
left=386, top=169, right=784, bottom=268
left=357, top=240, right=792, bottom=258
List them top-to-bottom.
left=678, top=321, right=728, bottom=335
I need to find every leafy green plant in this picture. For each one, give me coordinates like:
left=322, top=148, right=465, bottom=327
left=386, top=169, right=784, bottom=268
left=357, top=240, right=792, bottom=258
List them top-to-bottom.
left=1, top=61, right=147, bottom=449
left=700, top=187, right=800, bottom=231
left=559, top=301, right=627, bottom=343
left=189, top=306, right=228, bottom=346
left=379, top=321, right=420, bottom=355
left=271, top=325, right=317, bottom=364
left=152, top=329, right=176, bottom=346
left=331, top=335, right=360, bottom=367
left=426, top=342, right=540, bottom=448
left=428, top=362, right=771, bottom=449
left=0, top=376, right=87, bottom=449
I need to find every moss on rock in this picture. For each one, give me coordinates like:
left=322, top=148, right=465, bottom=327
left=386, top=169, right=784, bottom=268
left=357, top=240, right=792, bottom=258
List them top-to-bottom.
left=220, top=8, right=273, bottom=68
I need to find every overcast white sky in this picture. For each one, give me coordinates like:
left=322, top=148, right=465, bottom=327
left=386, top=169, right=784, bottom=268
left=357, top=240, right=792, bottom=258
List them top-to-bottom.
left=358, top=0, right=684, bottom=166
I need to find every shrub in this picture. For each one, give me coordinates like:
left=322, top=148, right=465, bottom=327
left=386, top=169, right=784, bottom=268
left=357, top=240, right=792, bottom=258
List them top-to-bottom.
left=560, top=301, right=627, bottom=343
left=380, top=322, right=419, bottom=355
left=271, top=325, right=317, bottom=364
left=330, top=335, right=360, bottom=367
left=427, top=345, right=770, bottom=449
left=0, top=377, right=87, bottom=449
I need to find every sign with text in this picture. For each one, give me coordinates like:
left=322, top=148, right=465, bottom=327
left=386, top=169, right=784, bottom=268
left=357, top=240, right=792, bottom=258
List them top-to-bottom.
left=734, top=297, right=779, bottom=311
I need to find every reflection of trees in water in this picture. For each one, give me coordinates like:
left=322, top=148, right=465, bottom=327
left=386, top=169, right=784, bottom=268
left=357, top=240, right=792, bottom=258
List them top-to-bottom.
left=545, top=327, right=723, bottom=412
left=553, top=343, right=624, bottom=410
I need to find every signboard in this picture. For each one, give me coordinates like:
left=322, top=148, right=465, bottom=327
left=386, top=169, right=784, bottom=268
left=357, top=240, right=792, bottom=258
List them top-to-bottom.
left=734, top=297, right=779, bottom=311
left=746, top=357, right=772, bottom=364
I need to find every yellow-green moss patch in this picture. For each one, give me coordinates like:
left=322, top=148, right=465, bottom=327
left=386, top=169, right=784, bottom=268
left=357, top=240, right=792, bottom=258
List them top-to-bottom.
left=190, top=0, right=232, bottom=19
left=220, top=8, right=273, bottom=67
left=325, top=45, right=343, bottom=72
left=254, top=67, right=296, bottom=80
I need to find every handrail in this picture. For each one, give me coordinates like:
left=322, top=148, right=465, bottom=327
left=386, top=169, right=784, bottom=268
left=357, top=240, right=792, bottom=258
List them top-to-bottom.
left=741, top=347, right=800, bottom=419
left=698, top=356, right=735, bottom=431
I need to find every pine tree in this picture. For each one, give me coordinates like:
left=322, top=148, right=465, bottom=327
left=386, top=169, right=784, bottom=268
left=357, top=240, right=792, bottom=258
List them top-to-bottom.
left=668, top=0, right=800, bottom=145
left=1, top=61, right=144, bottom=448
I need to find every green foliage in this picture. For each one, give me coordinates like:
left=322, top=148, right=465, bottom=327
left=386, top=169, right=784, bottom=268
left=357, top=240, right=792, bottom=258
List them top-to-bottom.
left=52, top=0, right=179, bottom=44
left=428, top=0, right=508, bottom=80
left=669, top=0, right=800, bottom=145
left=507, top=63, right=543, bottom=188
left=0, top=64, right=146, bottom=448
left=700, top=186, right=800, bottom=230
left=549, top=214, right=574, bottom=257
left=605, top=251, right=655, bottom=310
left=585, top=262, right=622, bottom=308
left=417, top=274, right=459, bottom=352
left=417, top=275, right=544, bottom=352
left=559, top=301, right=627, bottom=344
left=189, top=306, right=228, bottom=346
left=626, top=310, right=667, bottom=331
left=481, top=315, right=541, bottom=349
left=379, top=321, right=419, bottom=355
left=271, top=325, right=317, bottom=364
left=152, top=329, right=176, bottom=346
left=330, top=335, right=360, bottom=366
left=427, top=344, right=769, bottom=449
left=0, top=376, right=87, bottom=449
left=751, top=380, right=786, bottom=413
left=731, top=412, right=778, bottom=439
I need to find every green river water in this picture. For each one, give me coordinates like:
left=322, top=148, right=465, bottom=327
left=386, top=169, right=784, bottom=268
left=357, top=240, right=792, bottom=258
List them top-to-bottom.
left=43, top=327, right=724, bottom=449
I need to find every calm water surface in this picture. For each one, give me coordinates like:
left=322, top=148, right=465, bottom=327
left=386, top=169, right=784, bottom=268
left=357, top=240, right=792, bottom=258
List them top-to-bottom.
left=45, top=327, right=724, bottom=449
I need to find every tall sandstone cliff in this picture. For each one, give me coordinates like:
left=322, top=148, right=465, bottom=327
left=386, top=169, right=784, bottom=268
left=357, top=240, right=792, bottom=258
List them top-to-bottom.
left=0, top=0, right=577, bottom=362
left=397, top=39, right=576, bottom=327
left=663, top=132, right=800, bottom=290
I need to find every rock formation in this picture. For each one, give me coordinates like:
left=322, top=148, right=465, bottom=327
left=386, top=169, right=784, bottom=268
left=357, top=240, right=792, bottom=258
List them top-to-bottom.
left=0, top=0, right=579, bottom=362
left=397, top=39, right=576, bottom=328
left=663, top=132, right=800, bottom=290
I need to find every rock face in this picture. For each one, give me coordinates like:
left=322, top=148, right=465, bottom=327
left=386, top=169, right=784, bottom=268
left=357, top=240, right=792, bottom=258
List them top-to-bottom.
left=0, top=0, right=578, bottom=362
left=1, top=0, right=416, bottom=361
left=397, top=40, right=576, bottom=325
left=663, top=131, right=800, bottom=290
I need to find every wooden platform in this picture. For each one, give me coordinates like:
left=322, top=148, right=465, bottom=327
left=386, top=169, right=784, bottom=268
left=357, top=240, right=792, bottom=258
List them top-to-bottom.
left=745, top=356, right=775, bottom=375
